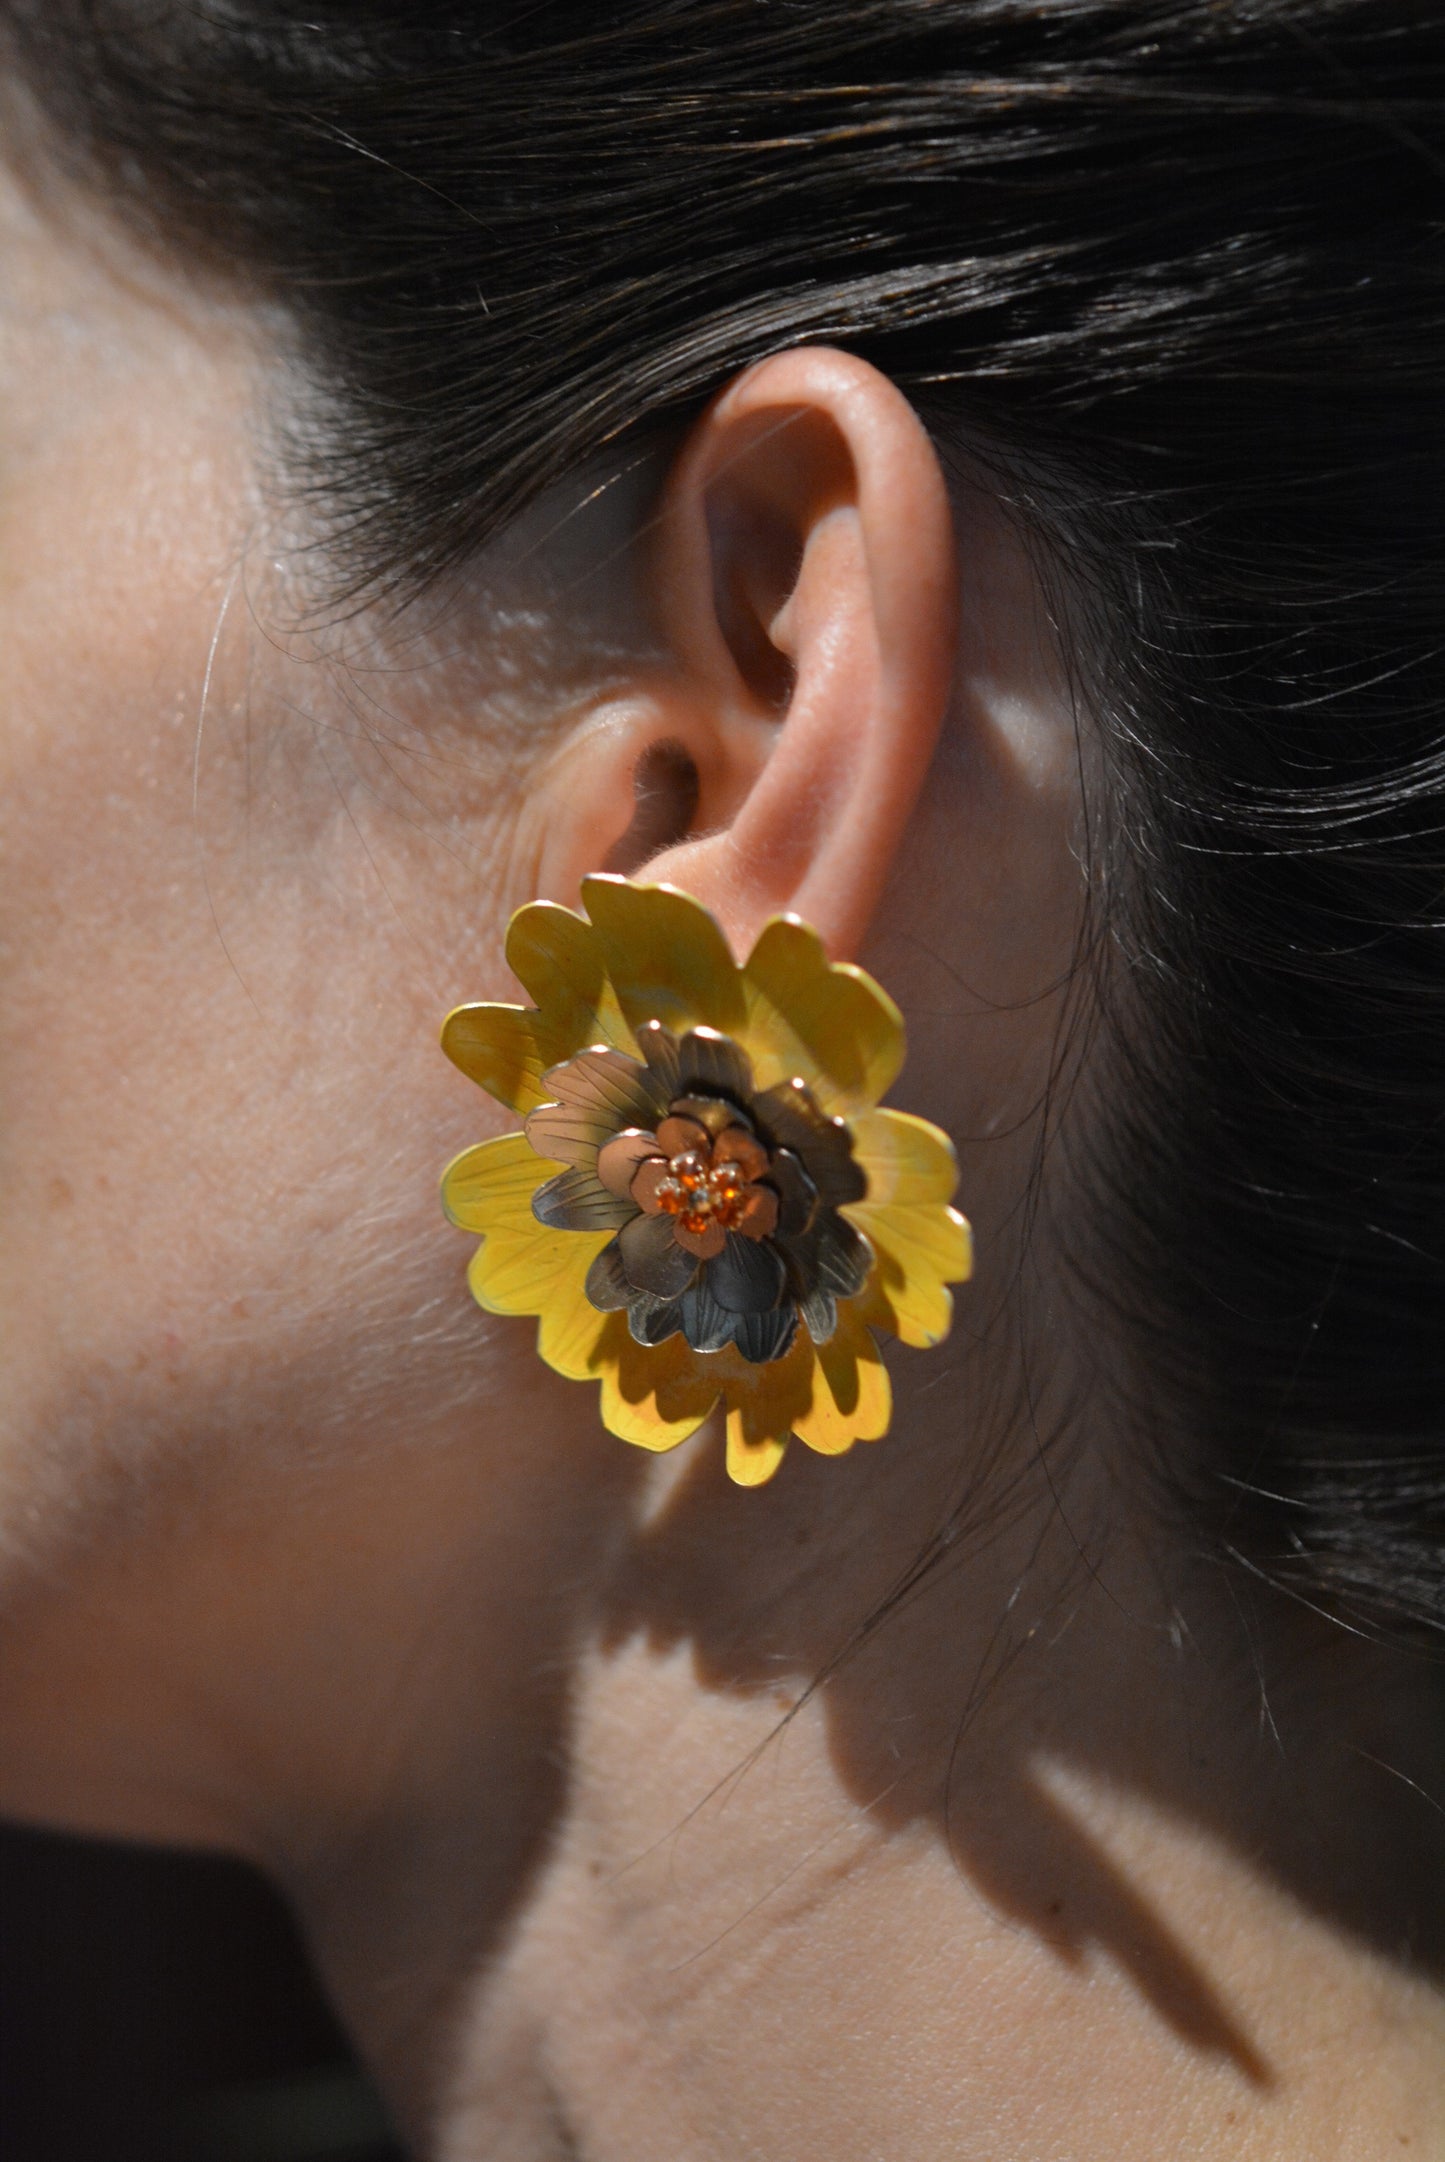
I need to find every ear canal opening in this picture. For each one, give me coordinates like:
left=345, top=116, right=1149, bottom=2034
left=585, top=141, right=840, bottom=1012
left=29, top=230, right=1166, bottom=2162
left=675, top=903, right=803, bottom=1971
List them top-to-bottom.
left=602, top=738, right=702, bottom=876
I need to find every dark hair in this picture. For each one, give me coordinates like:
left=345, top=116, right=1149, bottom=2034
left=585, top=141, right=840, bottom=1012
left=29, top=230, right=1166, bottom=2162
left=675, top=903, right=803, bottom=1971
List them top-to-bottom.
left=9, top=0, right=1445, bottom=1638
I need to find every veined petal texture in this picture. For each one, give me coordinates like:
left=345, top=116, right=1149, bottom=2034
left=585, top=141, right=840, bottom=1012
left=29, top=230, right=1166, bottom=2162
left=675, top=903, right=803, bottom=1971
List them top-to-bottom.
left=440, top=877, right=970, bottom=1486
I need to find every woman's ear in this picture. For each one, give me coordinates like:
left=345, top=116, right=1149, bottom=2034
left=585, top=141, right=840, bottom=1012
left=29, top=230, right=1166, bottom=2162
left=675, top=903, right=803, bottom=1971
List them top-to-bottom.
left=532, top=347, right=957, bottom=959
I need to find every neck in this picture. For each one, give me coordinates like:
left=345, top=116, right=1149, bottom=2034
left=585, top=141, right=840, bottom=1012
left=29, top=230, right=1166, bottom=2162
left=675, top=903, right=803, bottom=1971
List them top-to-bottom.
left=3, top=1366, right=1442, bottom=2156
left=418, top=1416, right=1445, bottom=2158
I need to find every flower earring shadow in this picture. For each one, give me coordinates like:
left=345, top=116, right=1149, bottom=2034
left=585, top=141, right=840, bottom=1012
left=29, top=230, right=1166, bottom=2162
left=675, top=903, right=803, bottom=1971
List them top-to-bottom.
left=440, top=876, right=971, bottom=1486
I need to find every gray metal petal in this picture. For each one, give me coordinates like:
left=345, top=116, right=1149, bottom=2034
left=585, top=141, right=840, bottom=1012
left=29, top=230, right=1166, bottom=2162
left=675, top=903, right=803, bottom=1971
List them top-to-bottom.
left=634, top=1019, right=683, bottom=1101
left=678, top=1026, right=754, bottom=1103
left=753, top=1080, right=866, bottom=1206
left=767, top=1147, right=818, bottom=1237
left=532, top=1168, right=636, bottom=1232
left=619, top=1209, right=700, bottom=1300
left=776, top=1211, right=872, bottom=1334
left=814, top=1213, right=873, bottom=1301
left=705, top=1231, right=788, bottom=1315
left=584, top=1238, right=633, bottom=1313
left=677, top=1278, right=741, bottom=1354
left=798, top=1286, right=839, bottom=1344
left=629, top=1294, right=685, bottom=1347
left=729, top=1304, right=799, bottom=1366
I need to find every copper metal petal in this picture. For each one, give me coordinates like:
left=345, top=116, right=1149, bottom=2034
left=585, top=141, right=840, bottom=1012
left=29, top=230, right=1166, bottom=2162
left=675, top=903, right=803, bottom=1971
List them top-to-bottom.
left=678, top=1026, right=754, bottom=1103
left=541, top=1045, right=669, bottom=1130
left=667, top=1094, right=750, bottom=1142
left=525, top=1102, right=614, bottom=1168
left=654, top=1113, right=711, bottom=1159
left=712, top=1127, right=769, bottom=1182
left=597, top=1129, right=663, bottom=1199
left=630, top=1156, right=677, bottom=1215
left=532, top=1168, right=636, bottom=1232
left=735, top=1185, right=779, bottom=1241
left=775, top=1208, right=871, bottom=1341
left=619, top=1210, right=700, bottom=1299
left=674, top=1218, right=727, bottom=1260
left=705, top=1232, right=787, bottom=1315
left=584, top=1239, right=634, bottom=1312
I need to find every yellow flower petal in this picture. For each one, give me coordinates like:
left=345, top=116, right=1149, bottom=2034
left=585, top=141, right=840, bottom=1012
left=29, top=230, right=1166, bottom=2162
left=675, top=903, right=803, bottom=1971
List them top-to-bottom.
left=581, top=874, right=748, bottom=1040
left=505, top=899, right=636, bottom=1058
left=443, top=901, right=637, bottom=1119
left=742, top=916, right=904, bottom=1114
left=441, top=1002, right=572, bottom=1116
left=846, top=1106, right=970, bottom=1350
left=849, top=1106, right=959, bottom=1206
left=441, top=1132, right=558, bottom=1234
left=447, top=1132, right=614, bottom=1372
left=847, top=1200, right=973, bottom=1347
left=467, top=1218, right=604, bottom=1318
left=537, top=1235, right=618, bottom=1380
left=795, top=1302, right=893, bottom=1455
left=718, top=1304, right=891, bottom=1479
left=599, top=1323, right=721, bottom=1452
left=719, top=1328, right=814, bottom=1484
left=725, top=1416, right=789, bottom=1486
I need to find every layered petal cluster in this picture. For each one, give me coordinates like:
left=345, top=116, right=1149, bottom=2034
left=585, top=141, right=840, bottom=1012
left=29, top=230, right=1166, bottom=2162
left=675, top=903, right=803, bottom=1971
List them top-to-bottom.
left=441, top=876, right=971, bottom=1485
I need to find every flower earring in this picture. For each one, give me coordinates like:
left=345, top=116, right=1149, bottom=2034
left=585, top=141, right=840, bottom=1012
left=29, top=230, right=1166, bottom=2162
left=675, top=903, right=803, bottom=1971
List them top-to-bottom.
left=439, top=875, right=971, bottom=1486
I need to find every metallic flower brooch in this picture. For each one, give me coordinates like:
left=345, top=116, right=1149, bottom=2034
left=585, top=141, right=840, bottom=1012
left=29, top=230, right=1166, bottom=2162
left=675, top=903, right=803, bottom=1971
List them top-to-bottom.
left=440, top=876, right=971, bottom=1485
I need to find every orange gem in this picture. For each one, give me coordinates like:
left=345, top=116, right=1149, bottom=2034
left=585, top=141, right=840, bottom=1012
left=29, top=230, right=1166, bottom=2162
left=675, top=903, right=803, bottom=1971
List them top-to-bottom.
left=655, top=1146, right=768, bottom=1241
left=708, top=1163, right=746, bottom=1227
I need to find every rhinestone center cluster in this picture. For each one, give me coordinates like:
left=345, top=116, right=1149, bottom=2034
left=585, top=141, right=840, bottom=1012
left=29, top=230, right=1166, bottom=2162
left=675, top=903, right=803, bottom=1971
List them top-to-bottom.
left=524, top=1021, right=873, bottom=1364
left=655, top=1150, right=751, bottom=1236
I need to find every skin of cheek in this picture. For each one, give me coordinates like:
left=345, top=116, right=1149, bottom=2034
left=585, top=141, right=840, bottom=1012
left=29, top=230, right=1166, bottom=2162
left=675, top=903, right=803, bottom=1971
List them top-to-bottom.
left=0, top=222, right=651, bottom=1916
left=0, top=380, right=493, bottom=1533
